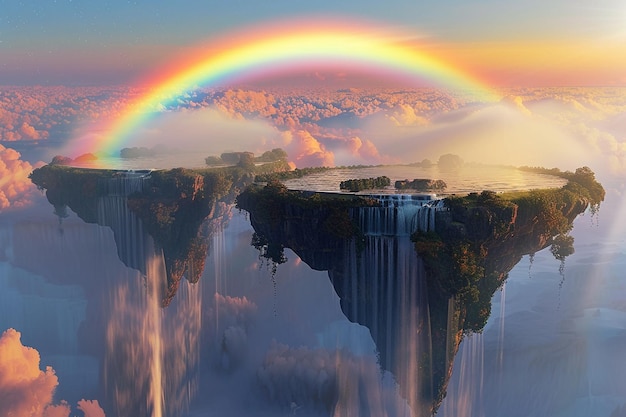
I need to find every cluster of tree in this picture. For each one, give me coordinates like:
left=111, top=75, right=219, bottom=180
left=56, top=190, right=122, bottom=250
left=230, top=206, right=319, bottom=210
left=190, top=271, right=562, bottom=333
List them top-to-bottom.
left=205, top=148, right=288, bottom=167
left=255, top=148, right=288, bottom=162
left=49, top=153, right=98, bottom=166
left=437, top=153, right=464, bottom=171
left=408, top=154, right=463, bottom=170
left=408, top=158, right=434, bottom=168
left=30, top=163, right=257, bottom=307
left=518, top=165, right=605, bottom=204
left=255, top=166, right=332, bottom=182
left=413, top=167, right=605, bottom=333
left=339, top=176, right=391, bottom=192
left=395, top=178, right=447, bottom=191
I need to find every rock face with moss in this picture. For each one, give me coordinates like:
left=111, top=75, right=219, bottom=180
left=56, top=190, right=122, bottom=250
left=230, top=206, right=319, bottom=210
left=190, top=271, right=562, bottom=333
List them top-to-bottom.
left=30, top=164, right=255, bottom=306
left=236, top=167, right=604, bottom=416
left=414, top=167, right=604, bottom=332
left=236, top=181, right=378, bottom=270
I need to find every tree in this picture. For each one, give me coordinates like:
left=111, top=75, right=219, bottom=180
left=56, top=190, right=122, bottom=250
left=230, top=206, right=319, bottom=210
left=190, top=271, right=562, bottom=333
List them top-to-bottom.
left=437, top=154, right=464, bottom=171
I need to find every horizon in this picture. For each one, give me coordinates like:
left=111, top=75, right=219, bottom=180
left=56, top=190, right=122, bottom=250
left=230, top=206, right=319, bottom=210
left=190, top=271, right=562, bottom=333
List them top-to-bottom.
left=2, top=2, right=626, bottom=87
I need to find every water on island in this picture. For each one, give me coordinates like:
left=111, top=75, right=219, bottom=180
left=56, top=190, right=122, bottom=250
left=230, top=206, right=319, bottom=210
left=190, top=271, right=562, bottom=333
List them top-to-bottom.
left=1, top=165, right=625, bottom=417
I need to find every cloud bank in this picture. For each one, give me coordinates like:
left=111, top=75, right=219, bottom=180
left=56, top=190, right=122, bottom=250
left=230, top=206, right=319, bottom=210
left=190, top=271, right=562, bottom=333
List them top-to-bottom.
left=3, top=85, right=625, bottom=176
left=0, top=328, right=106, bottom=417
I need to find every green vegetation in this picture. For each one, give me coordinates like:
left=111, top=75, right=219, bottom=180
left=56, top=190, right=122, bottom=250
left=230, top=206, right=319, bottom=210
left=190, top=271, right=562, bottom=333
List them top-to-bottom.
left=205, top=147, right=289, bottom=167
left=255, top=148, right=288, bottom=162
left=49, top=153, right=99, bottom=166
left=408, top=158, right=434, bottom=168
left=29, top=160, right=290, bottom=306
left=254, top=163, right=384, bottom=183
left=29, top=165, right=122, bottom=223
left=517, top=165, right=605, bottom=205
left=254, top=166, right=333, bottom=182
left=412, top=167, right=605, bottom=333
left=339, top=176, right=390, bottom=192
left=395, top=178, right=447, bottom=191
left=236, top=181, right=379, bottom=265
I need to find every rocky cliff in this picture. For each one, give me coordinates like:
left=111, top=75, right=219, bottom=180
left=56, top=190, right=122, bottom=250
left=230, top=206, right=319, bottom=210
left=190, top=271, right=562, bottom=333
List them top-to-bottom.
left=30, top=165, right=255, bottom=306
left=236, top=169, right=604, bottom=416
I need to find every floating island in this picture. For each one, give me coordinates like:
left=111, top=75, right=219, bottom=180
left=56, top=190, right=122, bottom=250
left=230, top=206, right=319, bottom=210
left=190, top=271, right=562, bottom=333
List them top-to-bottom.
left=30, top=155, right=604, bottom=307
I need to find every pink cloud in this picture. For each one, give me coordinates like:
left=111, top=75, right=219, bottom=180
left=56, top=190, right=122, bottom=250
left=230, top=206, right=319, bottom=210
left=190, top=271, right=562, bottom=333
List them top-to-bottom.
left=283, top=130, right=335, bottom=167
left=348, top=136, right=381, bottom=161
left=0, top=328, right=106, bottom=417
left=0, top=328, right=62, bottom=417
left=77, top=399, right=106, bottom=417
left=43, top=403, right=71, bottom=417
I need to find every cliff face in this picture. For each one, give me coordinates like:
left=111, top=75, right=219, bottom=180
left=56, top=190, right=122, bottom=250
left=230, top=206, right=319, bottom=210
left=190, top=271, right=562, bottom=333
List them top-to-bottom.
left=29, top=165, right=255, bottom=306
left=236, top=175, right=602, bottom=416
left=236, top=182, right=377, bottom=270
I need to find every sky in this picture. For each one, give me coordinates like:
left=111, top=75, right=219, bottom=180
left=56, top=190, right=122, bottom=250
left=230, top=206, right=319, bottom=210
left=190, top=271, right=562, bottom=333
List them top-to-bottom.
left=2, top=0, right=626, bottom=86
left=1, top=2, right=626, bottom=416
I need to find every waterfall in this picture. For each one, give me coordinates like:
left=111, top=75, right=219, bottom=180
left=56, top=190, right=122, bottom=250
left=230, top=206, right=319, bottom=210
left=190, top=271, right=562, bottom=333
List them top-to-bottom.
left=100, top=170, right=151, bottom=196
left=97, top=171, right=151, bottom=273
left=99, top=172, right=201, bottom=417
left=354, top=194, right=445, bottom=236
left=329, top=195, right=442, bottom=416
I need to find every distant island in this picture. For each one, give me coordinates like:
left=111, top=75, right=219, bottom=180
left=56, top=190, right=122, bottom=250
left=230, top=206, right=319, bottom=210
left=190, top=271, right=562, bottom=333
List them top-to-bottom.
left=204, top=148, right=288, bottom=167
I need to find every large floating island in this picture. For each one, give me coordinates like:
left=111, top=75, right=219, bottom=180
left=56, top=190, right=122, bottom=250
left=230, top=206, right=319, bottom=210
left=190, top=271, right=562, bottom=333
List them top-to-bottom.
left=29, top=162, right=604, bottom=415
left=236, top=165, right=604, bottom=413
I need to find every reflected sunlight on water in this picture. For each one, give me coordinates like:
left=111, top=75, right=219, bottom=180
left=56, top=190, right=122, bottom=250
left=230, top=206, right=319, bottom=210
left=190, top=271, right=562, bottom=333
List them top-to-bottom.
left=283, top=165, right=566, bottom=195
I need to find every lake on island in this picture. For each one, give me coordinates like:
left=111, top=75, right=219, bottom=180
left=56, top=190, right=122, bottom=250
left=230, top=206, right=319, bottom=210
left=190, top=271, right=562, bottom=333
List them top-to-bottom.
left=1, top=163, right=625, bottom=417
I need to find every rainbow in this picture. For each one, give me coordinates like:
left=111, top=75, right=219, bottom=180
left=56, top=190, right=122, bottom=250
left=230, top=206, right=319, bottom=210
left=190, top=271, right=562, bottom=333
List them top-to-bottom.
left=80, top=19, right=500, bottom=157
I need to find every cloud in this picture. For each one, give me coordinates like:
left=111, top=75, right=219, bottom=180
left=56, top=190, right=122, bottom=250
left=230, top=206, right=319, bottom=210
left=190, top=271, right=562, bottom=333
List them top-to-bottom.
left=5, top=85, right=626, bottom=180
left=0, top=86, right=129, bottom=144
left=500, top=95, right=531, bottom=116
left=360, top=101, right=593, bottom=170
left=385, top=103, right=430, bottom=126
left=118, top=107, right=286, bottom=158
left=282, top=130, right=335, bottom=167
left=325, top=135, right=384, bottom=166
left=0, top=145, right=42, bottom=211
left=205, top=294, right=258, bottom=371
left=0, top=328, right=105, bottom=417
left=0, top=328, right=60, bottom=416
left=257, top=342, right=411, bottom=416
left=76, top=399, right=106, bottom=417
left=42, top=403, right=71, bottom=417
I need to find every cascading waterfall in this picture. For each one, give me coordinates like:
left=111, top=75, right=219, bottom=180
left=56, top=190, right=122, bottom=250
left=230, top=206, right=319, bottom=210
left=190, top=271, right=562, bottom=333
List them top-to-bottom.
left=100, top=172, right=201, bottom=417
left=329, top=194, right=445, bottom=416
left=354, top=194, right=445, bottom=236
left=497, top=283, right=506, bottom=373
left=439, top=332, right=485, bottom=417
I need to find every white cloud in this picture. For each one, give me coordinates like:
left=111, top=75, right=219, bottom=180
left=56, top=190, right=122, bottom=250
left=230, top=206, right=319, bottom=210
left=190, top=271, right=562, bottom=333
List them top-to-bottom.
left=122, top=107, right=285, bottom=156
left=0, top=145, right=43, bottom=212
